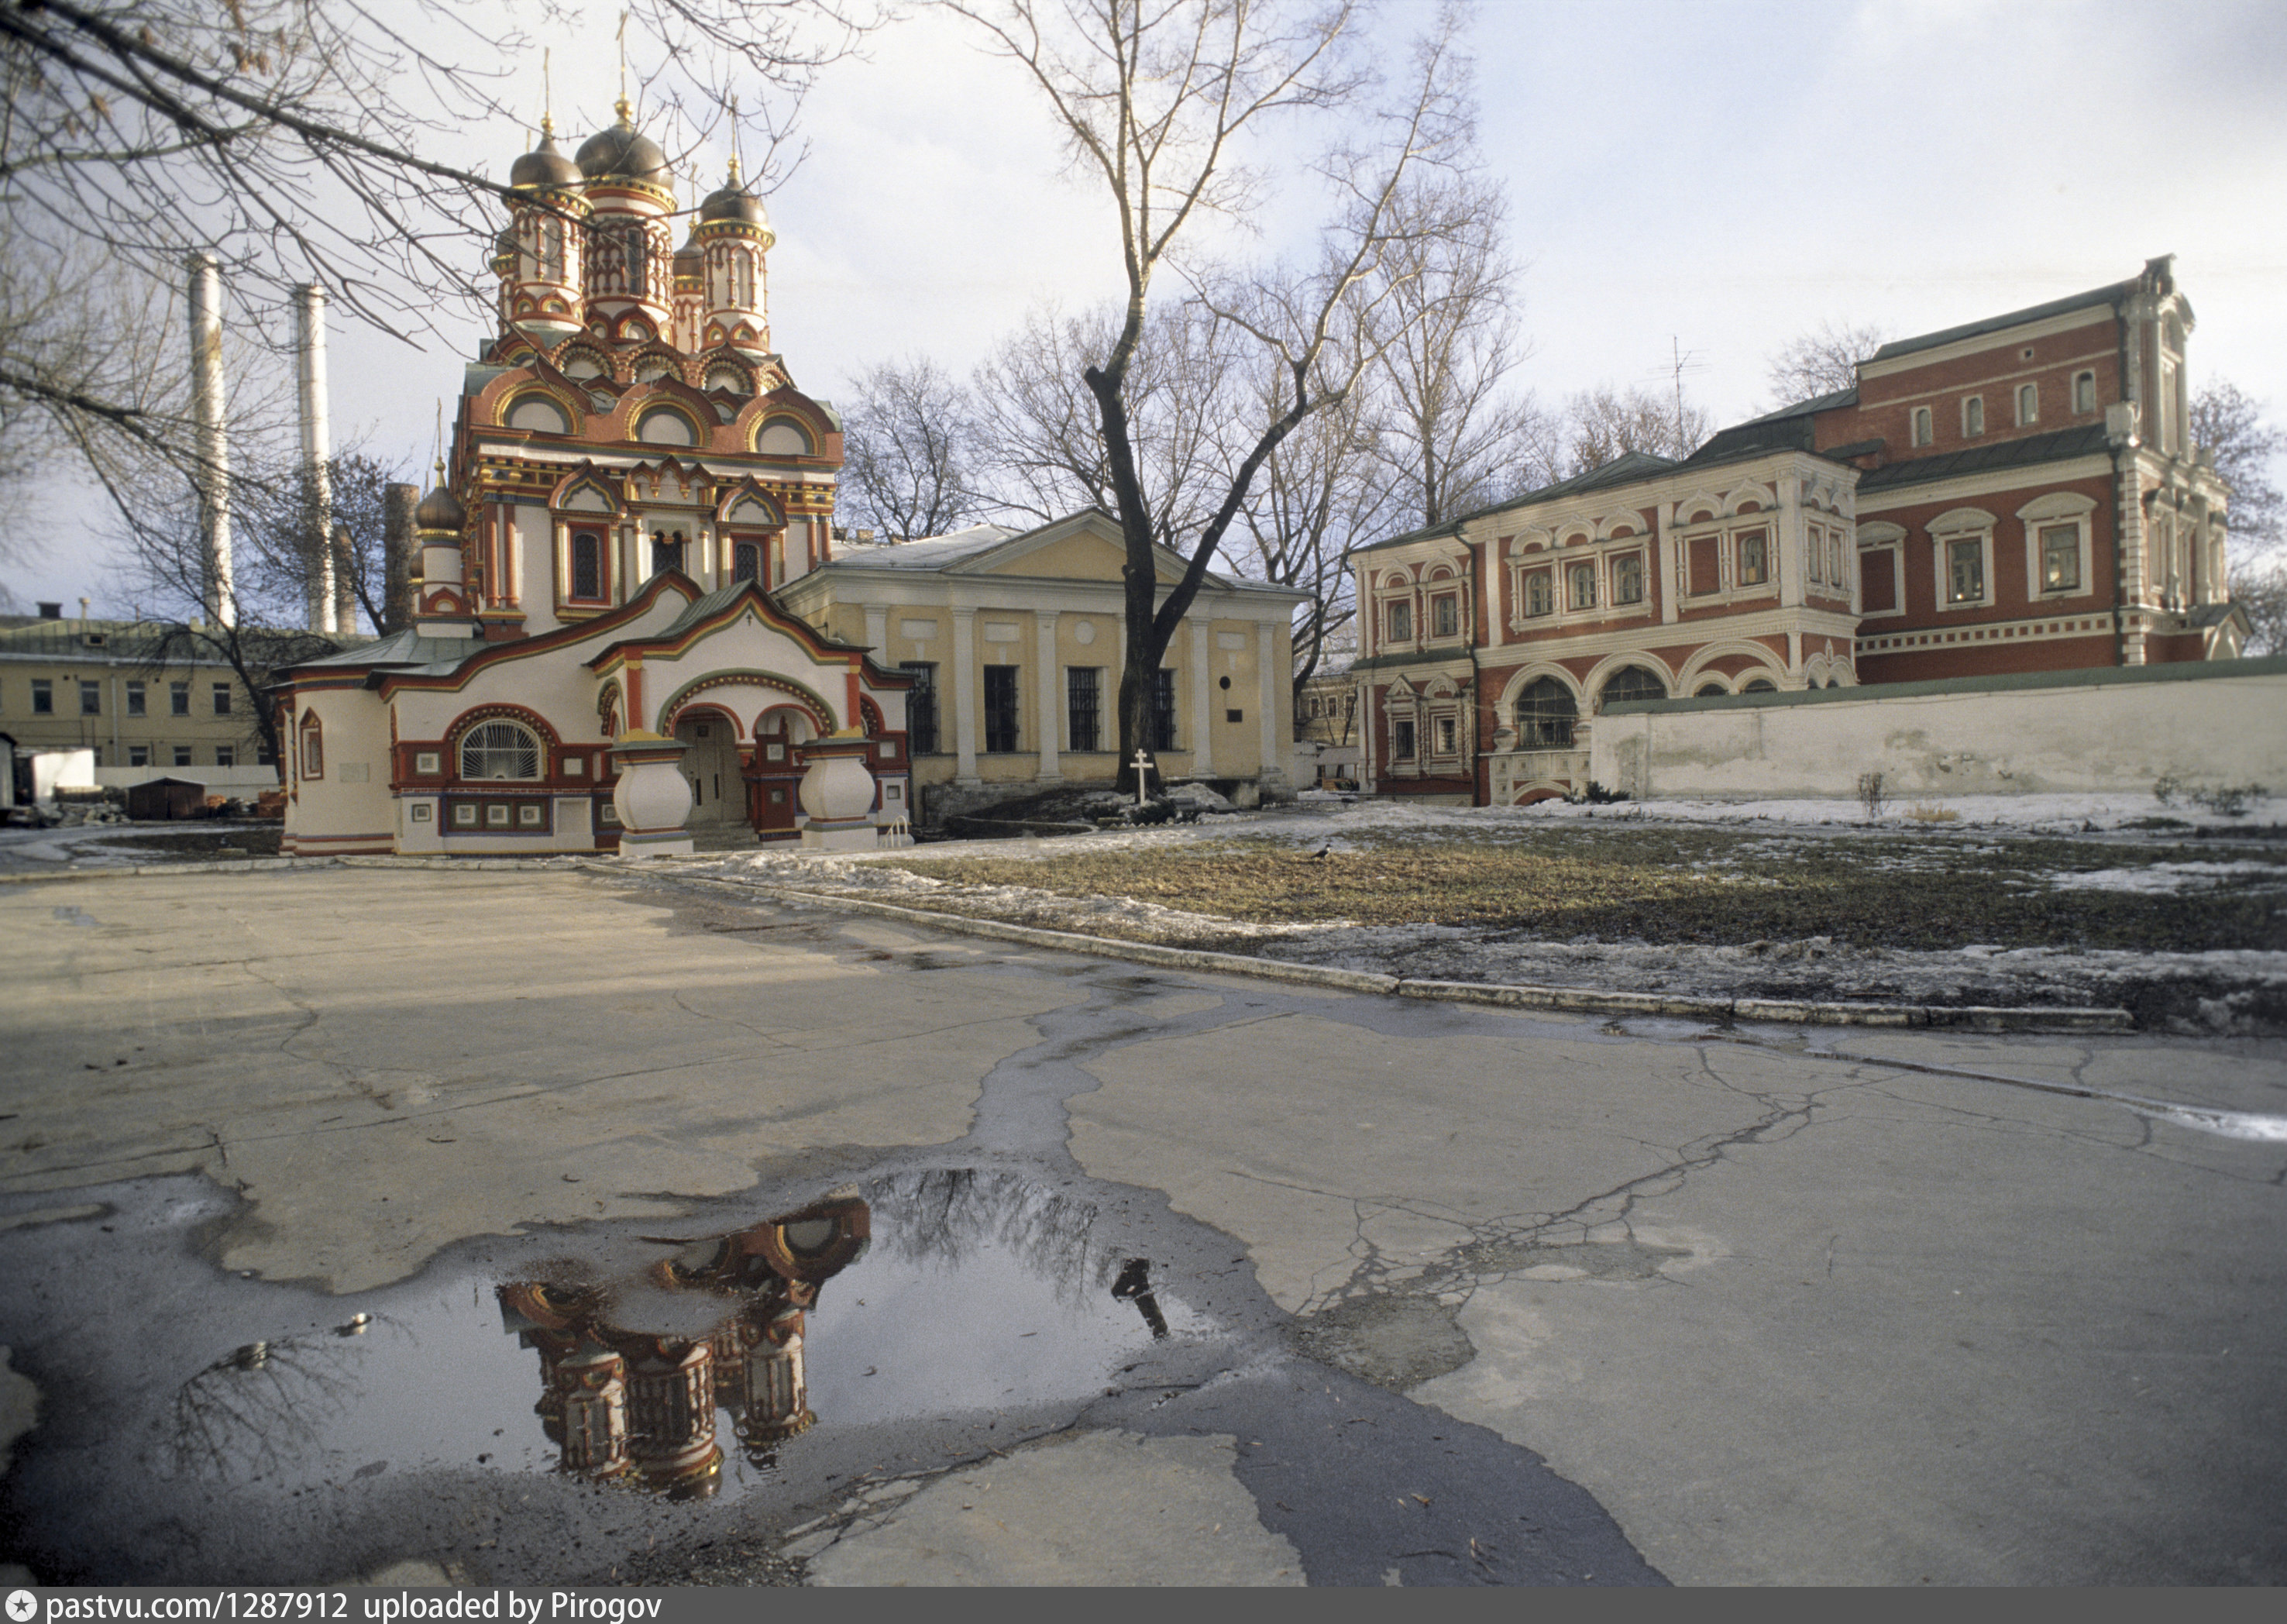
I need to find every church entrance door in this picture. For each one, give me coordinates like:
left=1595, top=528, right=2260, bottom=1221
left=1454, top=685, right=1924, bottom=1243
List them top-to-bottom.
left=749, top=708, right=813, bottom=841
left=674, top=714, right=744, bottom=827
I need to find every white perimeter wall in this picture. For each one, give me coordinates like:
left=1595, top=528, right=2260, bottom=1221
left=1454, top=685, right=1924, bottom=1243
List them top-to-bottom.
left=1591, top=664, right=2287, bottom=800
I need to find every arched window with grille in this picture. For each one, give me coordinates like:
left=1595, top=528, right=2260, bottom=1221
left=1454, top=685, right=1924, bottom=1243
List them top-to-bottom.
left=1599, top=666, right=1666, bottom=710
left=1514, top=677, right=1577, bottom=748
left=459, top=719, right=542, bottom=781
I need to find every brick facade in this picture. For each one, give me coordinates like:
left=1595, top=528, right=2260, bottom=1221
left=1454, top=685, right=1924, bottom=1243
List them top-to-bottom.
left=1350, top=256, right=2246, bottom=804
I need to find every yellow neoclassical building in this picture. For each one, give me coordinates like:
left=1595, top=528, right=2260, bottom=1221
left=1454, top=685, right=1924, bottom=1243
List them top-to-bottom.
left=782, top=511, right=1302, bottom=819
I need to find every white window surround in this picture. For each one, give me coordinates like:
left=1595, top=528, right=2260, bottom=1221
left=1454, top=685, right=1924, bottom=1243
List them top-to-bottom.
left=2073, top=370, right=2098, bottom=415
left=2016, top=382, right=2038, bottom=426
left=1962, top=396, right=1986, bottom=439
left=1910, top=406, right=1934, bottom=448
left=2015, top=492, right=2097, bottom=601
left=1928, top=508, right=1997, bottom=613
left=1674, top=521, right=1780, bottom=604
left=1508, top=542, right=1646, bottom=628
left=1423, top=576, right=1470, bottom=642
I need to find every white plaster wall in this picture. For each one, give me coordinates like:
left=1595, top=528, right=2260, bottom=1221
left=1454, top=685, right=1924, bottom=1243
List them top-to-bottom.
left=1591, top=669, right=2287, bottom=800
left=283, top=690, right=396, bottom=841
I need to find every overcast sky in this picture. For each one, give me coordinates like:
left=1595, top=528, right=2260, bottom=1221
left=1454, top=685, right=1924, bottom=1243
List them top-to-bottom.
left=12, top=0, right=2285, bottom=614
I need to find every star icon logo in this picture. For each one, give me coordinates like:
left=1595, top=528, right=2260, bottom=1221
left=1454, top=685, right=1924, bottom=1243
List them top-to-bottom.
left=5, top=1588, right=36, bottom=1623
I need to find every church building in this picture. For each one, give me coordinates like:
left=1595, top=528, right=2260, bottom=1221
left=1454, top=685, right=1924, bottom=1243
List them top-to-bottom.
left=276, top=103, right=1298, bottom=856
left=1350, top=256, right=2247, bottom=804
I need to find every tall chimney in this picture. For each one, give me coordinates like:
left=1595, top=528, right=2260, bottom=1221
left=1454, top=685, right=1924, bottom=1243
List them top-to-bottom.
left=186, top=254, right=235, bottom=628
left=294, top=283, right=335, bottom=633
left=383, top=482, right=418, bottom=633
left=332, top=523, right=357, bottom=635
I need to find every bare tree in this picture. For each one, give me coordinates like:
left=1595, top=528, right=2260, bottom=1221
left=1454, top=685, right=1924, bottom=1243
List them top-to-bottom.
left=945, top=0, right=1486, bottom=783
left=1367, top=170, right=1543, bottom=528
left=972, top=298, right=1238, bottom=545
left=1765, top=319, right=1892, bottom=407
left=837, top=356, right=994, bottom=542
left=1219, top=367, right=1389, bottom=704
left=2194, top=378, right=2285, bottom=556
left=1560, top=382, right=1711, bottom=476
left=232, top=448, right=409, bottom=635
left=2233, top=562, right=2287, bottom=658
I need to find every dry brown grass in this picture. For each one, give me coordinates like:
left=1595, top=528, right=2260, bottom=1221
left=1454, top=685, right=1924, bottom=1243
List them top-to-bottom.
left=883, top=826, right=2287, bottom=953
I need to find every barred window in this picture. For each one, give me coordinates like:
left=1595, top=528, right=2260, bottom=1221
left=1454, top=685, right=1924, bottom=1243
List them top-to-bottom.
left=571, top=532, right=602, bottom=599
left=901, top=662, right=938, bottom=754
left=983, top=666, right=1021, bottom=753
left=1067, top=666, right=1102, bottom=753
left=1600, top=666, right=1666, bottom=708
left=1148, top=668, right=1178, bottom=752
left=1514, top=677, right=1576, bottom=748
left=459, top=719, right=542, bottom=781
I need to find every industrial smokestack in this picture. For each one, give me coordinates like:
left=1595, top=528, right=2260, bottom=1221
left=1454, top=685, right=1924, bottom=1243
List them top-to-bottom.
left=186, top=254, right=235, bottom=628
left=294, top=283, right=335, bottom=633
left=383, top=482, right=418, bottom=633
left=332, top=523, right=358, bottom=635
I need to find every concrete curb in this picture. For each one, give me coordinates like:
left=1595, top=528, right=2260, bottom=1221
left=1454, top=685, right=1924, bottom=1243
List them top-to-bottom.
left=604, top=865, right=2137, bottom=1035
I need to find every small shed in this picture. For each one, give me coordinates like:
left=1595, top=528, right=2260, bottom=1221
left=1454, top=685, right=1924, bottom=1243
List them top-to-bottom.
left=125, top=776, right=209, bottom=821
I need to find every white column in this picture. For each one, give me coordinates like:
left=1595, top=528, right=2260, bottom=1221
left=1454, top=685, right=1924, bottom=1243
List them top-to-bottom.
left=1777, top=473, right=1804, bottom=609
left=1656, top=502, right=1679, bottom=624
left=951, top=607, right=978, bottom=783
left=1036, top=612, right=1061, bottom=780
left=1189, top=614, right=1212, bottom=772
left=1257, top=621, right=1279, bottom=779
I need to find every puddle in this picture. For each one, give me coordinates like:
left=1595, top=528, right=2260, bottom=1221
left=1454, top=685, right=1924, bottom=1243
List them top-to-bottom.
left=158, top=1171, right=1210, bottom=1503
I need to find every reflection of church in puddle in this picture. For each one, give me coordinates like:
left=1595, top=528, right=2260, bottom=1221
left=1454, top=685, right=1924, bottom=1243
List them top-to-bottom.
left=497, top=1198, right=868, bottom=1498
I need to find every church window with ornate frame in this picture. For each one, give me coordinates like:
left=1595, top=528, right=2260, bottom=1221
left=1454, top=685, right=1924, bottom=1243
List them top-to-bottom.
left=1807, top=527, right=1824, bottom=584
left=1735, top=530, right=1769, bottom=587
left=569, top=531, right=604, bottom=600
left=731, top=539, right=764, bottom=584
left=1612, top=552, right=1645, bottom=606
left=1567, top=560, right=1597, bottom=611
left=1522, top=569, right=1553, bottom=618
left=1432, top=593, right=1460, bottom=638
left=1385, top=598, right=1412, bottom=645
left=298, top=714, right=323, bottom=780
left=1390, top=717, right=1415, bottom=762
left=458, top=719, right=542, bottom=781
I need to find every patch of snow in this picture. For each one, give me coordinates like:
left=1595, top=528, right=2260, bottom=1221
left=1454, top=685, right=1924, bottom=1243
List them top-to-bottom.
left=2048, top=861, right=2286, bottom=894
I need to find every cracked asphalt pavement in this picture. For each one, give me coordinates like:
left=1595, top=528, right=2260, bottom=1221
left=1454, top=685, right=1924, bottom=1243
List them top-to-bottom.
left=0, top=865, right=2282, bottom=1586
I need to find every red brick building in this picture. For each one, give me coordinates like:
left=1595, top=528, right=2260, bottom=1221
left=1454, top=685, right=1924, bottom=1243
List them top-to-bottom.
left=1350, top=256, right=2246, bottom=803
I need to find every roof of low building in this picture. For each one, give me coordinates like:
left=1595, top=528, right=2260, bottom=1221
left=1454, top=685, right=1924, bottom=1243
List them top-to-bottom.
left=1866, top=273, right=2144, bottom=364
left=1856, top=422, right=2112, bottom=492
left=821, top=524, right=1023, bottom=570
